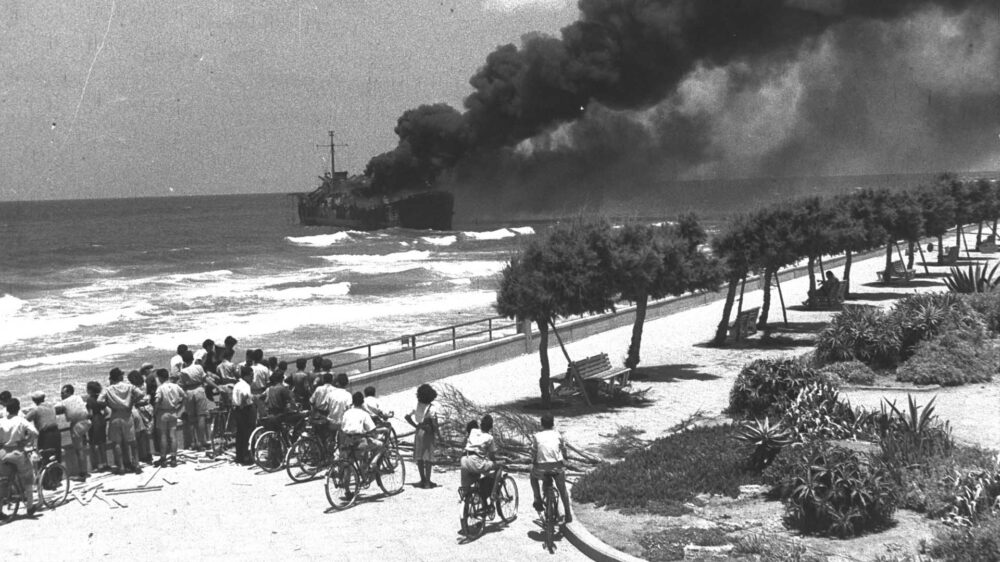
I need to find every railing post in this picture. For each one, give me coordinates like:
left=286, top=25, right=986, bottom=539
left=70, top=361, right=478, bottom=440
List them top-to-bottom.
left=488, top=318, right=493, bottom=341
left=452, top=327, right=457, bottom=350
left=411, top=337, right=416, bottom=361
left=367, top=345, right=372, bottom=371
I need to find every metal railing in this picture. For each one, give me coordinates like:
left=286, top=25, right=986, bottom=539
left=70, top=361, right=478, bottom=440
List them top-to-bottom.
left=318, top=316, right=521, bottom=374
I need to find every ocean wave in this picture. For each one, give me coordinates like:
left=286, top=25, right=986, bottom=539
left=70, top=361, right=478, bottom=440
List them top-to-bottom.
left=509, top=226, right=535, bottom=235
left=461, top=227, right=534, bottom=241
left=285, top=232, right=355, bottom=247
left=420, top=235, right=457, bottom=247
left=318, top=250, right=431, bottom=265
left=163, top=270, right=235, bottom=283
left=266, top=281, right=352, bottom=301
left=0, top=294, right=26, bottom=316
left=0, top=341, right=139, bottom=372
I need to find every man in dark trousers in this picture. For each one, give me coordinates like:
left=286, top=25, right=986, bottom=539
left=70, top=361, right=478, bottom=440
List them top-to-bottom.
left=232, top=366, right=255, bottom=465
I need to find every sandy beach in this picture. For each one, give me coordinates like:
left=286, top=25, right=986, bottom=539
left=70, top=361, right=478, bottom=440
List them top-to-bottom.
left=8, top=237, right=998, bottom=561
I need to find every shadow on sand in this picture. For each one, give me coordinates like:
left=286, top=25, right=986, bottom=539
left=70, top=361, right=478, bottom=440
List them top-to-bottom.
left=630, top=363, right=720, bottom=383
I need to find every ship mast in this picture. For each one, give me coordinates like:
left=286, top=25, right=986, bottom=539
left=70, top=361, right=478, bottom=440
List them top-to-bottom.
left=316, top=130, right=348, bottom=175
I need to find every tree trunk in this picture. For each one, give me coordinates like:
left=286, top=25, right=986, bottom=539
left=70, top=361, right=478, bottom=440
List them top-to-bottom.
left=993, top=219, right=997, bottom=237
left=977, top=222, right=983, bottom=246
left=956, top=223, right=961, bottom=246
left=937, top=235, right=944, bottom=261
left=907, top=241, right=915, bottom=269
left=884, top=242, right=893, bottom=282
left=843, top=250, right=853, bottom=299
left=807, top=256, right=817, bottom=295
left=758, top=268, right=773, bottom=329
left=713, top=276, right=740, bottom=345
left=624, top=294, right=648, bottom=370
left=537, top=319, right=551, bottom=407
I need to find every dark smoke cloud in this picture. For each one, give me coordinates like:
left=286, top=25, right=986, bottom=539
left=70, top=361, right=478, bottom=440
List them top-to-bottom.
left=366, top=0, right=997, bottom=218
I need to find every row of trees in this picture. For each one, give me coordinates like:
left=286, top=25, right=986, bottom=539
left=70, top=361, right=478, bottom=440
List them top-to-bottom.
left=495, top=174, right=998, bottom=405
left=710, top=174, right=999, bottom=345
left=495, top=216, right=721, bottom=406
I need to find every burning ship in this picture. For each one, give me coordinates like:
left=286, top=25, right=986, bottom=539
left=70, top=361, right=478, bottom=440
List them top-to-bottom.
left=295, top=131, right=454, bottom=231
left=296, top=171, right=454, bottom=231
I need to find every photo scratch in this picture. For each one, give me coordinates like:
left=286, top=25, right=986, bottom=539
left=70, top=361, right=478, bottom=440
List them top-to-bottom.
left=62, top=0, right=117, bottom=149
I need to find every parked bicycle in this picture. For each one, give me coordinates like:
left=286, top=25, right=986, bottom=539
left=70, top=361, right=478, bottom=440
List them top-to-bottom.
left=207, top=405, right=236, bottom=458
left=253, top=412, right=307, bottom=472
left=284, top=417, right=342, bottom=483
left=325, top=431, right=405, bottom=510
left=33, top=448, right=70, bottom=511
left=0, top=455, right=30, bottom=523
left=459, top=463, right=519, bottom=538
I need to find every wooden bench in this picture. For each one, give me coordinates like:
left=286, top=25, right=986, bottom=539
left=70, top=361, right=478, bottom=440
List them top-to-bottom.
left=978, top=237, right=998, bottom=254
left=937, top=246, right=959, bottom=265
left=876, top=260, right=916, bottom=284
left=804, top=282, right=846, bottom=310
left=729, top=306, right=759, bottom=341
left=551, top=353, right=631, bottom=398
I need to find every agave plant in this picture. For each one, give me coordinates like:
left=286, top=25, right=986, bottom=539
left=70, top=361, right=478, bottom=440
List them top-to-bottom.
left=944, top=262, right=1000, bottom=293
left=735, top=416, right=794, bottom=469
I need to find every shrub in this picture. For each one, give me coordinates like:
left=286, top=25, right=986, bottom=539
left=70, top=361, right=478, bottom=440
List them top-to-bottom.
left=944, top=262, right=1000, bottom=293
left=962, top=291, right=1000, bottom=335
left=888, top=292, right=986, bottom=359
left=815, top=305, right=901, bottom=368
left=895, top=332, right=997, bottom=386
left=727, top=358, right=836, bottom=419
left=818, top=360, right=877, bottom=385
left=782, top=382, right=870, bottom=443
left=876, top=395, right=955, bottom=468
left=734, top=417, right=793, bottom=470
left=573, top=424, right=759, bottom=513
left=780, top=442, right=897, bottom=538
left=896, top=445, right=1000, bottom=516
left=928, top=514, right=1000, bottom=561
left=638, top=527, right=732, bottom=562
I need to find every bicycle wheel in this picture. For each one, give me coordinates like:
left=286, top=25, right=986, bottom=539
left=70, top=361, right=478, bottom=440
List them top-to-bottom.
left=208, top=412, right=228, bottom=457
left=249, top=425, right=266, bottom=452
left=383, top=426, right=400, bottom=468
left=253, top=431, right=285, bottom=472
left=285, top=437, right=323, bottom=483
left=374, top=447, right=405, bottom=495
left=325, top=461, right=360, bottom=510
left=38, top=462, right=70, bottom=510
left=495, top=474, right=519, bottom=523
left=0, top=476, right=22, bottom=522
left=543, top=485, right=560, bottom=553
left=461, top=491, right=487, bottom=538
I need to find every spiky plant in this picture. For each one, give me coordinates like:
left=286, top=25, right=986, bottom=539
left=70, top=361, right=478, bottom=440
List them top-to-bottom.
left=944, top=263, right=1000, bottom=293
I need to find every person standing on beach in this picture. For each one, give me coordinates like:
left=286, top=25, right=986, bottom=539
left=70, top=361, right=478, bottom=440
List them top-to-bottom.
left=194, top=339, right=217, bottom=374
left=170, top=344, right=188, bottom=376
left=250, top=349, right=270, bottom=394
left=178, top=350, right=210, bottom=451
left=289, top=358, right=311, bottom=409
left=139, top=362, right=159, bottom=457
left=232, top=366, right=255, bottom=465
left=99, top=367, right=146, bottom=474
left=127, top=370, right=154, bottom=464
left=154, top=370, right=185, bottom=468
left=86, top=381, right=111, bottom=473
left=56, top=384, right=91, bottom=480
left=405, top=384, right=439, bottom=488
left=0, top=390, right=11, bottom=417
left=24, top=391, right=61, bottom=463
left=0, top=398, right=39, bottom=517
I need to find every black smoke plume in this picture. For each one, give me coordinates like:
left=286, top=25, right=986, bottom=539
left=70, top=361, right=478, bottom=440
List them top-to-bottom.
left=365, top=0, right=998, bottom=218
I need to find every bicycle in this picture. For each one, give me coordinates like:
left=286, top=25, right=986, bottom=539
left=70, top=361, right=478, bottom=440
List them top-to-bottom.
left=207, top=405, right=236, bottom=458
left=252, top=412, right=306, bottom=472
left=284, top=417, right=342, bottom=483
left=325, top=432, right=405, bottom=510
left=33, top=448, right=70, bottom=511
left=0, top=457, right=28, bottom=523
left=459, top=463, right=519, bottom=539
left=540, top=474, right=563, bottom=553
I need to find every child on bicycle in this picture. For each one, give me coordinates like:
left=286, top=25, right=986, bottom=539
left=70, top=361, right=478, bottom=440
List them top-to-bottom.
left=340, top=392, right=385, bottom=472
left=0, top=398, right=39, bottom=516
left=460, top=414, right=497, bottom=513
left=529, top=414, right=572, bottom=523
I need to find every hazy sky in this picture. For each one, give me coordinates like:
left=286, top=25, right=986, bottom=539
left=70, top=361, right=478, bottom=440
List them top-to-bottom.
left=0, top=0, right=578, bottom=201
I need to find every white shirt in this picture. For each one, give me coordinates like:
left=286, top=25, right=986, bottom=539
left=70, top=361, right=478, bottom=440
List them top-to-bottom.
left=193, top=348, right=208, bottom=363
left=169, top=354, right=185, bottom=375
left=251, top=364, right=271, bottom=392
left=232, top=379, right=253, bottom=408
left=325, top=387, right=352, bottom=425
left=362, top=396, right=387, bottom=419
left=341, top=408, right=375, bottom=435
left=464, top=428, right=496, bottom=457
left=531, top=429, right=566, bottom=464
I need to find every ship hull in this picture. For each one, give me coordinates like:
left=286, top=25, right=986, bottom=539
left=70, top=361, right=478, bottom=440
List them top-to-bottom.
left=297, top=190, right=453, bottom=231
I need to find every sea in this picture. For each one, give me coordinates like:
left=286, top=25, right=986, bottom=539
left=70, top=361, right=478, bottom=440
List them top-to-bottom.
left=2, top=171, right=996, bottom=400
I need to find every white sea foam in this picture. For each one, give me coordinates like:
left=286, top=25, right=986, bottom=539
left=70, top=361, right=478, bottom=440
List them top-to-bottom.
left=509, top=226, right=535, bottom=235
left=462, top=228, right=518, bottom=241
left=285, top=232, right=355, bottom=247
left=420, top=235, right=457, bottom=246
left=318, top=250, right=431, bottom=265
left=421, top=260, right=506, bottom=279
left=266, top=282, right=352, bottom=301
left=0, top=294, right=25, bottom=316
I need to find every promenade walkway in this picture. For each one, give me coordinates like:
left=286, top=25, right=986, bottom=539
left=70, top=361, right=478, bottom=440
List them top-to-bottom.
left=10, top=237, right=998, bottom=561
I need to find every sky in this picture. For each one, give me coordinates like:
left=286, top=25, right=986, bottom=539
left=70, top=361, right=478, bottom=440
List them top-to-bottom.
left=0, top=0, right=578, bottom=201
left=1, top=0, right=998, bottom=203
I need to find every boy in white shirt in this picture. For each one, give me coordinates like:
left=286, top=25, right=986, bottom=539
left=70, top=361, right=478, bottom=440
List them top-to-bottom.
left=341, top=392, right=384, bottom=471
left=529, top=414, right=572, bottom=523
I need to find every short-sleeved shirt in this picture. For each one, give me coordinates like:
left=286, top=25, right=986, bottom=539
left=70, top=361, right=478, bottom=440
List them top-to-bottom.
left=169, top=354, right=185, bottom=376
left=216, top=360, right=238, bottom=382
left=179, top=364, right=207, bottom=390
left=251, top=364, right=271, bottom=393
left=232, top=379, right=254, bottom=408
left=154, top=381, right=186, bottom=415
left=100, top=382, right=145, bottom=420
left=265, top=384, right=294, bottom=415
left=309, top=385, right=332, bottom=412
left=324, top=387, right=352, bottom=425
left=58, top=395, right=90, bottom=423
left=362, top=396, right=387, bottom=420
left=24, top=402, right=59, bottom=431
left=341, top=408, right=375, bottom=435
left=0, top=415, right=38, bottom=451
left=464, top=428, right=496, bottom=457
left=531, top=429, right=566, bottom=464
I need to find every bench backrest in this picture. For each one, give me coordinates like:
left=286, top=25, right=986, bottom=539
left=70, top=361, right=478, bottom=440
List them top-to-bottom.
left=571, top=354, right=613, bottom=378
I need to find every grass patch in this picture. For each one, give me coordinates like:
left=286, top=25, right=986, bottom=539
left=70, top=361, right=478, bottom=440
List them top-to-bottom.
left=573, top=424, right=759, bottom=514
left=638, top=527, right=732, bottom=562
